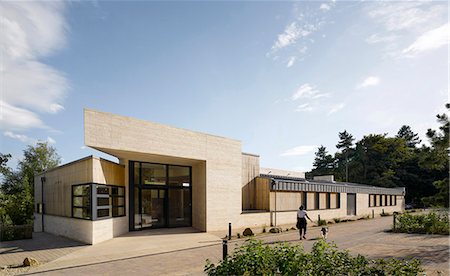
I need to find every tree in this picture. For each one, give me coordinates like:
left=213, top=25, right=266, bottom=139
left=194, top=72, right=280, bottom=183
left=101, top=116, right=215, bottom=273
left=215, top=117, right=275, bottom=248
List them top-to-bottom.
left=420, top=104, right=449, bottom=207
left=396, top=125, right=421, bottom=148
left=336, top=130, right=354, bottom=182
left=0, top=142, right=60, bottom=225
left=310, top=145, right=335, bottom=177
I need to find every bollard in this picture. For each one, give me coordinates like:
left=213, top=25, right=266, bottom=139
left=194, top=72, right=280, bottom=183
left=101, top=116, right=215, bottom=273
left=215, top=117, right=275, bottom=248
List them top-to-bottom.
left=372, top=209, right=374, bottom=219
left=393, top=212, right=398, bottom=231
left=318, top=214, right=321, bottom=224
left=228, top=223, right=232, bottom=240
left=222, top=239, right=228, bottom=260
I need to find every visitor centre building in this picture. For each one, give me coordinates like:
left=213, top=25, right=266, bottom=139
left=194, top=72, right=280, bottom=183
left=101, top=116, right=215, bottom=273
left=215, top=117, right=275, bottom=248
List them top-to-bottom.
left=34, top=109, right=405, bottom=244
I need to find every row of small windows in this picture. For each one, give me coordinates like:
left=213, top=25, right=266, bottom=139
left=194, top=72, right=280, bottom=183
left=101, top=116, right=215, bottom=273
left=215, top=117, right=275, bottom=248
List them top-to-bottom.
left=72, top=183, right=125, bottom=220
left=301, top=192, right=341, bottom=210
left=369, top=194, right=397, bottom=207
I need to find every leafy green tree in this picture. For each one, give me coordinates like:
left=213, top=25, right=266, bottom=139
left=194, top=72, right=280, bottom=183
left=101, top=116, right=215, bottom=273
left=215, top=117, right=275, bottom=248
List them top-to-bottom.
left=420, top=104, right=449, bottom=207
left=396, top=125, right=421, bottom=148
left=336, top=130, right=354, bottom=182
left=0, top=142, right=60, bottom=225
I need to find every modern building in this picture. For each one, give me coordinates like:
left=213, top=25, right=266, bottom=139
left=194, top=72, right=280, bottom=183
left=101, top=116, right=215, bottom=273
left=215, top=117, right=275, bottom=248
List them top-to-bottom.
left=34, top=109, right=405, bottom=244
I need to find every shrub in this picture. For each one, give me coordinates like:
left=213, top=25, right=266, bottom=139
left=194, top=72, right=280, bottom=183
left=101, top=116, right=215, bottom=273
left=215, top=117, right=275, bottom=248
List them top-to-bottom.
left=393, top=211, right=449, bottom=235
left=380, top=212, right=391, bottom=217
left=333, top=218, right=341, bottom=223
left=318, top=219, right=327, bottom=226
left=205, top=239, right=422, bottom=275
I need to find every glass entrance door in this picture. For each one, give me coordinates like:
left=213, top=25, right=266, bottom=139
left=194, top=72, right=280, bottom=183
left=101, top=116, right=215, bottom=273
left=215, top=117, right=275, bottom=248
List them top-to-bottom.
left=130, top=161, right=192, bottom=230
left=141, top=189, right=165, bottom=228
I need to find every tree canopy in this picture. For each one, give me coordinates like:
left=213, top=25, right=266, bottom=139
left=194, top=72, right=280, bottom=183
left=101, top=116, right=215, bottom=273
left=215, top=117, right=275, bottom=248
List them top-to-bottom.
left=308, top=104, right=449, bottom=207
left=0, top=142, right=60, bottom=225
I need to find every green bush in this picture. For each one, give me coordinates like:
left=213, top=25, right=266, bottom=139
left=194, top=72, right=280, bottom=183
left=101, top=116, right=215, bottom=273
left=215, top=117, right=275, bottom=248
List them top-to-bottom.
left=394, top=211, right=449, bottom=235
left=380, top=212, right=391, bottom=217
left=333, top=218, right=341, bottom=223
left=318, top=219, right=327, bottom=226
left=205, top=239, right=422, bottom=275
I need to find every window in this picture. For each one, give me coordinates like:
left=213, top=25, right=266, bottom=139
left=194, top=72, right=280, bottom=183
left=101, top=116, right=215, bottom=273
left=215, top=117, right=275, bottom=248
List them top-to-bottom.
left=72, top=183, right=125, bottom=220
left=72, top=184, right=91, bottom=219
left=319, top=193, right=327, bottom=209
left=330, top=193, right=340, bottom=209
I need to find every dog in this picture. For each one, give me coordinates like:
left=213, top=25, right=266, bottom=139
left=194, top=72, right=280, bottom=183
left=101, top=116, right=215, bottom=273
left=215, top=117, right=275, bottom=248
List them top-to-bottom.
left=320, top=227, right=329, bottom=239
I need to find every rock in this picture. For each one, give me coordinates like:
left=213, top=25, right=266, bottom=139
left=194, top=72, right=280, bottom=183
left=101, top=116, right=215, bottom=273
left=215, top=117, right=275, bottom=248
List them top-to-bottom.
left=269, top=227, right=282, bottom=233
left=243, top=228, right=254, bottom=236
left=23, top=257, right=39, bottom=267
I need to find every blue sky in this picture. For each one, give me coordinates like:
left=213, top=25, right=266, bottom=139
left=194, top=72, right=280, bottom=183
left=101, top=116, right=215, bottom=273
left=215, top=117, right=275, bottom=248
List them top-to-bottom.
left=1, top=1, right=448, bottom=172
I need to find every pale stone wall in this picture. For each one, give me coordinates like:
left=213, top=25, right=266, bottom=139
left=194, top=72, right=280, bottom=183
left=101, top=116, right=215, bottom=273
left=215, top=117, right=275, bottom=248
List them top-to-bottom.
left=84, top=109, right=242, bottom=232
left=356, top=194, right=405, bottom=217
left=43, top=214, right=93, bottom=244
left=92, top=216, right=128, bottom=244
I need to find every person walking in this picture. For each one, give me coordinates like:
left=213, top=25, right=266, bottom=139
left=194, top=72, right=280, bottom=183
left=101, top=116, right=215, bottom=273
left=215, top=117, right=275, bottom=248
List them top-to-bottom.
left=296, top=205, right=312, bottom=240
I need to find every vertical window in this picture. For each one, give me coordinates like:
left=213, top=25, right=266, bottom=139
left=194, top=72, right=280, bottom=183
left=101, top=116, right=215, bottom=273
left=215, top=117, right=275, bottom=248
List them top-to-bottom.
left=72, top=184, right=91, bottom=219
left=112, top=186, right=125, bottom=217
left=306, top=192, right=315, bottom=210
left=315, top=192, right=320, bottom=210
left=319, top=193, right=327, bottom=209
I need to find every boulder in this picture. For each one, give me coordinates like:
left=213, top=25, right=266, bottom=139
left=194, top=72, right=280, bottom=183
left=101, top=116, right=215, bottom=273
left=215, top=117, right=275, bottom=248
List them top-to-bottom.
left=269, top=227, right=282, bottom=233
left=243, top=228, right=254, bottom=236
left=23, top=257, right=39, bottom=267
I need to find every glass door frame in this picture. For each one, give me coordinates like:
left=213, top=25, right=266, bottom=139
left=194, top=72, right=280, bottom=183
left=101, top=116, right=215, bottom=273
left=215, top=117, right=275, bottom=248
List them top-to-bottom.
left=129, top=161, right=192, bottom=231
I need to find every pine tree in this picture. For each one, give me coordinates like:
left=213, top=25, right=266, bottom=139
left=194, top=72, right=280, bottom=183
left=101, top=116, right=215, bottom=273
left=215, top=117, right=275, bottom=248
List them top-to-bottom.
left=396, top=125, right=421, bottom=148
left=336, top=130, right=354, bottom=182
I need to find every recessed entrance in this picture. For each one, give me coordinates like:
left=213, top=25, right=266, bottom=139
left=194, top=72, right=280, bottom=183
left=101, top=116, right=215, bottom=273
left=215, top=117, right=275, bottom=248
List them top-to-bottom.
left=130, top=161, right=192, bottom=230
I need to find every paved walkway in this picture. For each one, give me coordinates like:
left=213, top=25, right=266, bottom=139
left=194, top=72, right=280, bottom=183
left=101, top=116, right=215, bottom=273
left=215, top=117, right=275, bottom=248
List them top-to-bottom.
left=1, top=216, right=448, bottom=275
left=0, top=232, right=86, bottom=267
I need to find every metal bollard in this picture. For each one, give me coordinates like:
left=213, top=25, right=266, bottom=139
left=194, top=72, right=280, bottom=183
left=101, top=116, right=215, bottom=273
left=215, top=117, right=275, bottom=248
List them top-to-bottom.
left=372, top=209, right=374, bottom=219
left=228, top=223, right=232, bottom=240
left=222, top=239, right=228, bottom=260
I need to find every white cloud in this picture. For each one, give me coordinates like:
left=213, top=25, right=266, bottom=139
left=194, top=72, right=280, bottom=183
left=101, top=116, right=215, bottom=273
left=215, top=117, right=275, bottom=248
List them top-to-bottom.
left=0, top=1, right=69, bottom=131
left=368, top=2, right=446, bottom=32
left=320, top=3, right=331, bottom=11
left=272, top=22, right=312, bottom=51
left=402, top=23, right=449, bottom=57
left=365, top=34, right=398, bottom=44
left=286, top=56, right=296, bottom=68
left=357, top=76, right=380, bottom=89
left=291, top=83, right=320, bottom=100
left=0, top=100, right=45, bottom=130
left=295, top=103, right=314, bottom=112
left=328, top=103, right=345, bottom=115
left=3, top=131, right=56, bottom=145
left=4, top=131, right=35, bottom=144
left=47, top=137, right=56, bottom=144
left=281, top=145, right=317, bottom=156
left=81, top=146, right=87, bottom=150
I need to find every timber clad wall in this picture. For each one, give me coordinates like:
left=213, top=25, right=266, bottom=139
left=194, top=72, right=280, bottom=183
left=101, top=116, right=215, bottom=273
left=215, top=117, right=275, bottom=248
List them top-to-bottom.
left=34, top=156, right=125, bottom=218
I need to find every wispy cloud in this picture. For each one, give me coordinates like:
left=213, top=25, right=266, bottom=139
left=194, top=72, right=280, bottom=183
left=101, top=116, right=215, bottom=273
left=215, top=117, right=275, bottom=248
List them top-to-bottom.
left=0, top=1, right=69, bottom=132
left=365, top=1, right=447, bottom=58
left=368, top=2, right=445, bottom=32
left=269, top=3, right=331, bottom=62
left=320, top=3, right=331, bottom=11
left=271, top=22, right=314, bottom=52
left=402, top=23, right=448, bottom=57
left=365, top=34, right=398, bottom=44
left=286, top=56, right=296, bottom=68
left=357, top=76, right=380, bottom=89
left=291, top=83, right=319, bottom=100
left=295, top=103, right=314, bottom=112
left=328, top=103, right=345, bottom=115
left=4, top=131, right=56, bottom=145
left=281, top=145, right=317, bottom=157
